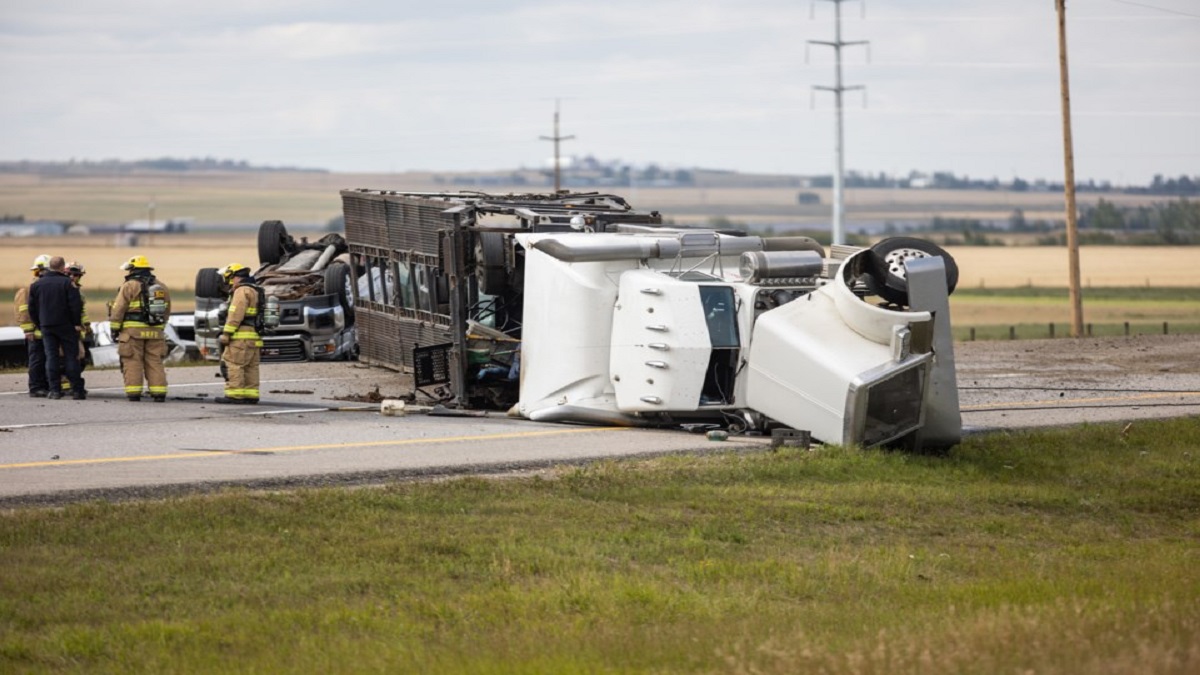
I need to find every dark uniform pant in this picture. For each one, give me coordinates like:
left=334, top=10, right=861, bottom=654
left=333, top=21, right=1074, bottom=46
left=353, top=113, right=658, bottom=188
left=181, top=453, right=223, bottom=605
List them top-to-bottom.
left=42, top=326, right=84, bottom=395
left=27, top=337, right=48, bottom=393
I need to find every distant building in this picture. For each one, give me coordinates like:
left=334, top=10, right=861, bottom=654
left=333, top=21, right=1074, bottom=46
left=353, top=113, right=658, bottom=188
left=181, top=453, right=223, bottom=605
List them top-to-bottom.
left=0, top=217, right=69, bottom=237
left=122, top=217, right=193, bottom=233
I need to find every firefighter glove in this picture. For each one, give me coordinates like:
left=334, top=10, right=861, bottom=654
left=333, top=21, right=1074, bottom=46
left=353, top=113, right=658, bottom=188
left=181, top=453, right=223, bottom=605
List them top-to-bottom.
left=219, top=334, right=230, bottom=346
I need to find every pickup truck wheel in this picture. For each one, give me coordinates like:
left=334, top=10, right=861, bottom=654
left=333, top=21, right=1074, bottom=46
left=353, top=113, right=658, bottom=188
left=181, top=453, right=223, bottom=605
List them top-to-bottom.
left=258, top=220, right=289, bottom=265
left=474, top=232, right=507, bottom=296
left=867, top=237, right=959, bottom=306
left=324, top=261, right=355, bottom=324
left=195, top=267, right=224, bottom=299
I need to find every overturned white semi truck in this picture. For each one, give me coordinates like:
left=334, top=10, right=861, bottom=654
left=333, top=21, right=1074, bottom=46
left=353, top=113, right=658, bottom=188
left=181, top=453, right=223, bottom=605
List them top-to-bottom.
left=341, top=190, right=961, bottom=449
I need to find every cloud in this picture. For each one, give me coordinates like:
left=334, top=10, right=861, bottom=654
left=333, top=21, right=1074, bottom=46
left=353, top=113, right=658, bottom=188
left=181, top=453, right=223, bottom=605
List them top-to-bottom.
left=0, top=0, right=1196, bottom=182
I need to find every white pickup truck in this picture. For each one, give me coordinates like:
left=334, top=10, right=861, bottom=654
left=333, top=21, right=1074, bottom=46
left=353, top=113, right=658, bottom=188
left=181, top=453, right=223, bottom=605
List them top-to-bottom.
left=193, top=220, right=358, bottom=363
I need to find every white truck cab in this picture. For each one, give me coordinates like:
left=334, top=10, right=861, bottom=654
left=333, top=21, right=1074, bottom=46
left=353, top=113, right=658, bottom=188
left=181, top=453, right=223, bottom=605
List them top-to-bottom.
left=516, top=230, right=960, bottom=449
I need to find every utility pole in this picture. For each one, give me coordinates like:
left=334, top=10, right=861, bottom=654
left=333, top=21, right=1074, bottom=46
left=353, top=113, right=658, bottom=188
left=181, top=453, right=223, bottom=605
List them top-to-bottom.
left=809, top=0, right=867, bottom=246
left=1056, top=0, right=1084, bottom=337
left=539, top=99, right=575, bottom=193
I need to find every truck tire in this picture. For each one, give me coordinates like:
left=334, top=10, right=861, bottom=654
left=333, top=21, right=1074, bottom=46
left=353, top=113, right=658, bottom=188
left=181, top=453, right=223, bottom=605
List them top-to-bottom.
left=258, top=220, right=289, bottom=265
left=474, top=231, right=507, bottom=296
left=867, top=237, right=959, bottom=306
left=324, top=261, right=355, bottom=324
left=195, top=267, right=224, bottom=299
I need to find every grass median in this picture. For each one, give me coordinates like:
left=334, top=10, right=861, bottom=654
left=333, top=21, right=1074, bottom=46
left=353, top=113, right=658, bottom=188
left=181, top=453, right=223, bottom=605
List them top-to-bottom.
left=2, top=418, right=1198, bottom=673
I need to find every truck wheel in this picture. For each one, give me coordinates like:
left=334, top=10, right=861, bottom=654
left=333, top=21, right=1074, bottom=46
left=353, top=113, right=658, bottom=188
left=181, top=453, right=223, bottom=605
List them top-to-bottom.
left=258, top=220, right=290, bottom=265
left=474, top=231, right=507, bottom=296
left=868, top=237, right=959, bottom=306
left=324, top=261, right=355, bottom=324
left=195, top=267, right=224, bottom=299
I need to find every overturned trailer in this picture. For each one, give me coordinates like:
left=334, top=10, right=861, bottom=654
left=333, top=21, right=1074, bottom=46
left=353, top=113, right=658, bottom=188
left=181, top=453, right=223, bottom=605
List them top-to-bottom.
left=341, top=190, right=961, bottom=449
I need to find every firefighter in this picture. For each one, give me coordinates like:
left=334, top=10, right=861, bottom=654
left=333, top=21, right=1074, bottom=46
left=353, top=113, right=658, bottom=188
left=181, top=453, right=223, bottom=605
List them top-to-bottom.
left=14, top=254, right=51, bottom=397
left=109, top=255, right=171, bottom=402
left=66, top=261, right=94, bottom=371
left=215, top=263, right=262, bottom=404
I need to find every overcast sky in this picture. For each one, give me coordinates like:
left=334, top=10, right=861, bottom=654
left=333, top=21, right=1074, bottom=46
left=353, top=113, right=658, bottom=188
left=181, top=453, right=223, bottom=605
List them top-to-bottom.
left=1, top=0, right=1197, bottom=185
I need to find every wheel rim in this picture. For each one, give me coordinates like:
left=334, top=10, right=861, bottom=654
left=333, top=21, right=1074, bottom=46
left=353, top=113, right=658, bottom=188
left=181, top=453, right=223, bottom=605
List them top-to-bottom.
left=882, top=247, right=931, bottom=281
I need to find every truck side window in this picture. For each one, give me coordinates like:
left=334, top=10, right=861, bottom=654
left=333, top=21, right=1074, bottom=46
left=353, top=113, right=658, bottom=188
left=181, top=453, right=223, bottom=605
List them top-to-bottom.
left=699, top=286, right=739, bottom=348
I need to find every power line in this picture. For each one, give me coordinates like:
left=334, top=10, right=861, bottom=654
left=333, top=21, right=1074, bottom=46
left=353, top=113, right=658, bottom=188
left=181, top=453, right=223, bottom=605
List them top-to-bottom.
left=1109, top=0, right=1200, bottom=19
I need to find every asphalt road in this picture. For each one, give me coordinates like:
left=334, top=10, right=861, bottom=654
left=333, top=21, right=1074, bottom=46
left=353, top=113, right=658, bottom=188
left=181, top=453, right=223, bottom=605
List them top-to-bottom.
left=3, top=334, right=1199, bottom=506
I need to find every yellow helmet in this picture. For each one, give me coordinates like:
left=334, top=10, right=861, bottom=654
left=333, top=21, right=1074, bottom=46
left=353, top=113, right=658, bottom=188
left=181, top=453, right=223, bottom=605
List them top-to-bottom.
left=30, top=254, right=51, bottom=271
left=119, top=255, right=153, bottom=271
left=67, top=261, right=86, bottom=276
left=219, top=263, right=250, bottom=283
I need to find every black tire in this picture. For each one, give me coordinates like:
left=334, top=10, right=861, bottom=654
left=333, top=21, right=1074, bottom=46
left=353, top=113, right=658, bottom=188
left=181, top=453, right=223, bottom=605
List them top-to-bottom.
left=258, top=220, right=289, bottom=265
left=474, top=231, right=507, bottom=296
left=868, top=237, right=959, bottom=306
left=323, top=261, right=355, bottom=324
left=195, top=267, right=224, bottom=299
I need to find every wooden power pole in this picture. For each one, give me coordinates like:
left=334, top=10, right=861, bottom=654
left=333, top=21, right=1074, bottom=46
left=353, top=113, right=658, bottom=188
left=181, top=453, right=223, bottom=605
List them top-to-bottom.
left=1057, top=0, right=1084, bottom=337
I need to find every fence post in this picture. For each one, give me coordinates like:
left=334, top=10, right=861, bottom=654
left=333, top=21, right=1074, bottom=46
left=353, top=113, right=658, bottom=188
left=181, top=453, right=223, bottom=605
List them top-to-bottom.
left=1124, top=321, right=1130, bottom=336
left=1164, top=321, right=1169, bottom=335
left=1049, top=323, right=1055, bottom=338
left=1086, top=323, right=1093, bottom=337
left=1009, top=326, right=1016, bottom=340
left=970, top=327, right=976, bottom=341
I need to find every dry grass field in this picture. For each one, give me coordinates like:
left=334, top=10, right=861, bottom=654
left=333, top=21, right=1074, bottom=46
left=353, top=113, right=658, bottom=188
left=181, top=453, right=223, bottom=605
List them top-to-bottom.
left=0, top=170, right=1172, bottom=230
left=2, top=170, right=1195, bottom=329
left=1, top=235, right=259, bottom=300
left=2, top=236, right=1195, bottom=293
left=3, top=237, right=1197, bottom=332
left=946, top=246, right=1200, bottom=288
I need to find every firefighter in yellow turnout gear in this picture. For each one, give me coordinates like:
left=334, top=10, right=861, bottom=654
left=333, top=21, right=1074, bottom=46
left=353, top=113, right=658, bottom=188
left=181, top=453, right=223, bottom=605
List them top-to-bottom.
left=109, top=255, right=171, bottom=402
left=67, top=261, right=92, bottom=369
left=216, top=264, right=263, bottom=405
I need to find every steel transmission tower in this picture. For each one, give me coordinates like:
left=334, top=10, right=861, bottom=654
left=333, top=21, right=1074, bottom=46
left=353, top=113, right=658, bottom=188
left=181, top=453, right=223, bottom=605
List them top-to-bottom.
left=809, top=0, right=868, bottom=245
left=540, top=99, right=575, bottom=193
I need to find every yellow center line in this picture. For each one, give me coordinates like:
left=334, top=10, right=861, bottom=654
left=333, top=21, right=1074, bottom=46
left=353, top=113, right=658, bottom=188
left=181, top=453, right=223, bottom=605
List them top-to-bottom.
left=961, top=390, right=1200, bottom=411
left=0, top=427, right=630, bottom=470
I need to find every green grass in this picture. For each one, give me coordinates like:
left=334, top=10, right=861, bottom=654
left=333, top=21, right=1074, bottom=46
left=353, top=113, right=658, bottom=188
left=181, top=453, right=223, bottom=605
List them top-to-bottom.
left=949, top=286, right=1200, bottom=340
left=954, top=286, right=1198, bottom=301
left=2, top=419, right=1199, bottom=673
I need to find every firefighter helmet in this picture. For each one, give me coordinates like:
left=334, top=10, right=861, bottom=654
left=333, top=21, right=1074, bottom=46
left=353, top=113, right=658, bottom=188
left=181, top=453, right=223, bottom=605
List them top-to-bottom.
left=30, top=254, right=51, bottom=271
left=119, top=255, right=153, bottom=271
left=67, top=261, right=86, bottom=276
left=219, top=263, right=250, bottom=283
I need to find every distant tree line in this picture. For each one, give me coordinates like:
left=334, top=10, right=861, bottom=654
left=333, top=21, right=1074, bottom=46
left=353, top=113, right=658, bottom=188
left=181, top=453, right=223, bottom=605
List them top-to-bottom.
left=0, top=158, right=327, bottom=174
left=3, top=158, right=1195, bottom=198
left=805, top=170, right=1199, bottom=197
left=908, top=198, right=1200, bottom=246
left=1068, top=198, right=1200, bottom=245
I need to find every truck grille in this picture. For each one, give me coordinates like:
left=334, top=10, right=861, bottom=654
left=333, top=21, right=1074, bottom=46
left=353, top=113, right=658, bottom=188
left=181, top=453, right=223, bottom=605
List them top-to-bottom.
left=261, top=337, right=307, bottom=363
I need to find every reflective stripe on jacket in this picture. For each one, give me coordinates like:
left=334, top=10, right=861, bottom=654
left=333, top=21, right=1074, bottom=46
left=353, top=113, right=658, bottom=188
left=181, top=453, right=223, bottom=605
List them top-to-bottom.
left=110, top=277, right=171, bottom=340
left=14, top=284, right=41, bottom=338
left=222, top=284, right=261, bottom=340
